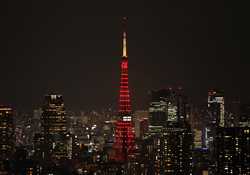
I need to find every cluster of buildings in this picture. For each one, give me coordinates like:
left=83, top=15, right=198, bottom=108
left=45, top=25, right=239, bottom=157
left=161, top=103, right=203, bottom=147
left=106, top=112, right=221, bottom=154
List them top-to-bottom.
left=0, top=18, right=250, bottom=174
left=1, top=89, right=249, bottom=175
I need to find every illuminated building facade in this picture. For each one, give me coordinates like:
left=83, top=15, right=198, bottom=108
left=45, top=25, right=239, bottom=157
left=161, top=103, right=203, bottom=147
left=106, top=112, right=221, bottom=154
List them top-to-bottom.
left=112, top=17, right=135, bottom=162
left=149, top=88, right=187, bottom=127
left=144, top=89, right=193, bottom=174
left=148, top=89, right=169, bottom=126
left=207, top=89, right=225, bottom=127
left=205, top=90, right=225, bottom=173
left=41, top=94, right=69, bottom=160
left=0, top=106, right=14, bottom=160
left=143, top=127, right=193, bottom=175
left=215, top=127, right=250, bottom=174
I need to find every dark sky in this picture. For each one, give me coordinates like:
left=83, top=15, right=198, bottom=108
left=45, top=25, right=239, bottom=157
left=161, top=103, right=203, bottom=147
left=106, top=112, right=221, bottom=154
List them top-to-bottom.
left=1, top=0, right=249, bottom=111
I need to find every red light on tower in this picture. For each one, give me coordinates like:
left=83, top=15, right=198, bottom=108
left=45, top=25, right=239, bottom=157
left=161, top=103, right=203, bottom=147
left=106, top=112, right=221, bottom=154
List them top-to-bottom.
left=112, top=17, right=135, bottom=162
left=118, top=18, right=131, bottom=118
left=121, top=62, right=128, bottom=69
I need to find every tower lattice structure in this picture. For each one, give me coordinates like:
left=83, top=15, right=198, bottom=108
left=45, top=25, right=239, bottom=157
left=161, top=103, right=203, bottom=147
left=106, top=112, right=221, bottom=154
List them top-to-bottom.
left=112, top=17, right=135, bottom=162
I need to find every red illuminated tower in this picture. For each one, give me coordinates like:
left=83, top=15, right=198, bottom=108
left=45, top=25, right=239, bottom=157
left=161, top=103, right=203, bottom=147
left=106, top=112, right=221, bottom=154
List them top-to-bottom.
left=112, top=17, right=135, bottom=162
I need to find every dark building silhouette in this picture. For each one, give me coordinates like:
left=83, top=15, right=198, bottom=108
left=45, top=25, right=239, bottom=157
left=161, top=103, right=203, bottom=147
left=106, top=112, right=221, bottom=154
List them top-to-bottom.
left=240, top=103, right=250, bottom=127
left=33, top=133, right=44, bottom=161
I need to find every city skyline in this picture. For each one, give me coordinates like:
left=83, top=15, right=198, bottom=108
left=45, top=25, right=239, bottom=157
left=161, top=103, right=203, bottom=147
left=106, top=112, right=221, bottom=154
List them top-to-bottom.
left=1, top=0, right=248, bottom=111
left=1, top=1, right=250, bottom=174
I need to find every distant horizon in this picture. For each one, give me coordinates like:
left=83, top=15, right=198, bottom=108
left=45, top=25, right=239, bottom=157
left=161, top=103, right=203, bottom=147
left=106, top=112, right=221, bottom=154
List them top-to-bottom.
left=2, top=87, right=247, bottom=114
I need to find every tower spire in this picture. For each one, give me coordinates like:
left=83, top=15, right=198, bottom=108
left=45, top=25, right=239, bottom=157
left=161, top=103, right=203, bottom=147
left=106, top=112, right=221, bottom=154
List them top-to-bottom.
left=112, top=17, right=135, bottom=162
left=119, top=17, right=131, bottom=116
left=122, top=17, right=127, bottom=58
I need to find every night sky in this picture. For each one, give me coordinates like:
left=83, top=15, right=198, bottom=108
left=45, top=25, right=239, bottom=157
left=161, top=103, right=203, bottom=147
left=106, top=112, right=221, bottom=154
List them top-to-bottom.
left=1, top=0, right=249, bottom=111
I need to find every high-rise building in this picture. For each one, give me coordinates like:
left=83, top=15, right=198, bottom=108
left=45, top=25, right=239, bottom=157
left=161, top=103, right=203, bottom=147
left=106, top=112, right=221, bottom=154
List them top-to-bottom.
left=112, top=17, right=135, bottom=162
left=144, top=88, right=193, bottom=174
left=149, top=88, right=187, bottom=128
left=148, top=89, right=169, bottom=127
left=207, top=89, right=225, bottom=127
left=205, top=90, right=225, bottom=174
left=206, top=91, right=250, bottom=175
left=41, top=94, right=69, bottom=160
left=207, top=100, right=250, bottom=174
left=0, top=106, right=14, bottom=160
left=189, top=106, right=209, bottom=174
left=143, top=127, right=193, bottom=175
left=215, top=127, right=250, bottom=174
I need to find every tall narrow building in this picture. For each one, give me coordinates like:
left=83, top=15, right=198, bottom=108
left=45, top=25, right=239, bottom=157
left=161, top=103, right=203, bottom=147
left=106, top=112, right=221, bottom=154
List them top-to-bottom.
left=112, top=17, right=135, bottom=162
left=207, top=89, right=225, bottom=127
left=205, top=90, right=225, bottom=174
left=41, top=94, right=69, bottom=160
left=0, top=106, right=14, bottom=160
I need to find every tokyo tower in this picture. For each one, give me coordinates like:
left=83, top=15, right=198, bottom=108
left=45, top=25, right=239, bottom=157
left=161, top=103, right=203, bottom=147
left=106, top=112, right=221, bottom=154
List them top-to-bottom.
left=112, top=17, right=135, bottom=162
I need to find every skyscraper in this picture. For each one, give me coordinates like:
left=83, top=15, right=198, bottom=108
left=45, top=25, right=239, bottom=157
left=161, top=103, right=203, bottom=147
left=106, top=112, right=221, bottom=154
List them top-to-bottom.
left=112, top=17, right=135, bottom=162
left=144, top=88, right=193, bottom=174
left=148, top=88, right=187, bottom=127
left=148, top=89, right=169, bottom=127
left=207, top=89, right=225, bottom=127
left=205, top=90, right=225, bottom=174
left=41, top=94, right=69, bottom=160
left=213, top=101, right=250, bottom=174
left=0, top=106, right=14, bottom=160
left=215, top=127, right=250, bottom=174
